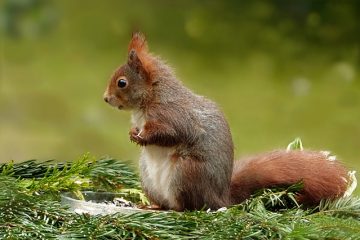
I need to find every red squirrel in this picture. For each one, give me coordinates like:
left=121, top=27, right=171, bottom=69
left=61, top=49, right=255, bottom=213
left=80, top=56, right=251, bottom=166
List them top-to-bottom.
left=103, top=33, right=350, bottom=211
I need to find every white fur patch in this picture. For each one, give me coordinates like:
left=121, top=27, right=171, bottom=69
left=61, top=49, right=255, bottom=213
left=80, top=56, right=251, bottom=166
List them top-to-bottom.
left=131, top=110, right=146, bottom=129
left=141, top=146, right=177, bottom=208
left=320, top=150, right=337, bottom=161
left=320, top=151, right=331, bottom=157
left=343, top=171, right=357, bottom=197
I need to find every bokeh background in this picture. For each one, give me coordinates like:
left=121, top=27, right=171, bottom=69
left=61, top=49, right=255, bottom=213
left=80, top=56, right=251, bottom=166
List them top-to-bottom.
left=1, top=0, right=359, bottom=193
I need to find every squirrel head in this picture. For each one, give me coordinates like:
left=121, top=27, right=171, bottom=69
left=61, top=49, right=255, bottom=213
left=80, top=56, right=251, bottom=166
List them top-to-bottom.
left=103, top=32, right=154, bottom=110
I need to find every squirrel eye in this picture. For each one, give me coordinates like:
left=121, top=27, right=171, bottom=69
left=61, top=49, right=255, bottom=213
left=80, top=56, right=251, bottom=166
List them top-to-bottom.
left=117, top=79, right=127, bottom=88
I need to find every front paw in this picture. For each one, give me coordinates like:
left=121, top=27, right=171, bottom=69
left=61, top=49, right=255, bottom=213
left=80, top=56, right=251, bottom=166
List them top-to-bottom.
left=129, top=127, right=147, bottom=145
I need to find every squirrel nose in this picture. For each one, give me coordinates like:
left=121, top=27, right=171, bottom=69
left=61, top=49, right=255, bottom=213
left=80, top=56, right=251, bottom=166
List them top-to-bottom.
left=103, top=91, right=111, bottom=103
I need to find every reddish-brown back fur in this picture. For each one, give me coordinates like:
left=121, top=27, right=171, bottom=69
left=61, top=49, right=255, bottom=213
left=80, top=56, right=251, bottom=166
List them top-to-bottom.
left=230, top=150, right=349, bottom=206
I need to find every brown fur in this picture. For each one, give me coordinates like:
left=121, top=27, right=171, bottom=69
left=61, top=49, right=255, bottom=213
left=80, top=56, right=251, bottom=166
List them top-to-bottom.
left=105, top=32, right=233, bottom=211
left=104, top=33, right=349, bottom=211
left=230, top=150, right=349, bottom=206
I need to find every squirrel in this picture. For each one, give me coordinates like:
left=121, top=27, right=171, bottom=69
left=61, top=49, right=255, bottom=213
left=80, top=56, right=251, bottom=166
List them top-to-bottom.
left=103, top=32, right=350, bottom=211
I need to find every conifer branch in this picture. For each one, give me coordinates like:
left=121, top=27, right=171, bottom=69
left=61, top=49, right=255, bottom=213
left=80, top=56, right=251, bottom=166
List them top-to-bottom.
left=1, top=156, right=359, bottom=239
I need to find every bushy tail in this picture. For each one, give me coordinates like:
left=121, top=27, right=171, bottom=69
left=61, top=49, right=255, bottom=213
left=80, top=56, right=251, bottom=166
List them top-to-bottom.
left=230, top=150, right=349, bottom=206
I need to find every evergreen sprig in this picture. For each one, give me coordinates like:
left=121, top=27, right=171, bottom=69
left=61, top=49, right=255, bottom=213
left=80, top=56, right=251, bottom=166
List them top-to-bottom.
left=1, top=154, right=141, bottom=195
left=1, top=155, right=360, bottom=239
left=88, top=156, right=140, bottom=190
left=0, top=159, right=65, bottom=179
left=0, top=176, right=71, bottom=239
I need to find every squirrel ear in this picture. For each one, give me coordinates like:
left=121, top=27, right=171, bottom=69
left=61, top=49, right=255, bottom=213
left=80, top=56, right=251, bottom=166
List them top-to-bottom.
left=127, top=32, right=150, bottom=76
left=128, top=32, right=148, bottom=54
left=128, top=49, right=144, bottom=74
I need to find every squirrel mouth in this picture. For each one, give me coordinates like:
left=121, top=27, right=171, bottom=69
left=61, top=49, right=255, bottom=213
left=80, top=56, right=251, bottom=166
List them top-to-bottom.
left=118, top=105, right=123, bottom=110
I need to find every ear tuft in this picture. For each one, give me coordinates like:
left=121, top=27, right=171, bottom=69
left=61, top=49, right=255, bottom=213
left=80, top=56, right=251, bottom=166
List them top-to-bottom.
left=127, top=32, right=154, bottom=81
left=128, top=32, right=148, bottom=55
left=128, top=49, right=143, bottom=73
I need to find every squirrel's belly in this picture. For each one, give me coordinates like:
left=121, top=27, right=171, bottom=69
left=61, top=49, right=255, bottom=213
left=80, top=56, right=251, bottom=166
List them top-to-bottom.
left=140, top=145, right=177, bottom=208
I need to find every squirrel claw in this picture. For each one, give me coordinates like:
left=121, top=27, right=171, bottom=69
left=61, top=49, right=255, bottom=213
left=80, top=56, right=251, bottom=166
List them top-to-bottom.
left=129, top=128, right=146, bottom=145
left=136, top=129, right=144, bottom=139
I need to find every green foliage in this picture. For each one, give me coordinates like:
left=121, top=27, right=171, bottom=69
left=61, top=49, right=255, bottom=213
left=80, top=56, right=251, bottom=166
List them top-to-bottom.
left=286, top=137, right=304, bottom=151
left=0, top=154, right=140, bottom=193
left=19, top=154, right=93, bottom=195
left=0, top=156, right=359, bottom=239
left=88, top=156, right=140, bottom=190
left=1, top=159, right=65, bottom=179
left=0, top=176, right=72, bottom=239
left=243, top=181, right=304, bottom=212
left=117, top=188, right=150, bottom=206
left=316, top=197, right=360, bottom=219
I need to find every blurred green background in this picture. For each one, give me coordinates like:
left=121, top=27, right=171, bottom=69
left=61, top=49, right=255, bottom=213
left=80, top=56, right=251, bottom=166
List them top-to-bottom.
left=0, top=0, right=359, bottom=193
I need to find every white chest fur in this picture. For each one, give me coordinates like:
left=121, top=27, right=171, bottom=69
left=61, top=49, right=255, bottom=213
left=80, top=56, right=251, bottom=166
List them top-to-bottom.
left=131, top=110, right=146, bottom=129
left=131, top=111, right=177, bottom=208
left=141, top=146, right=176, bottom=207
